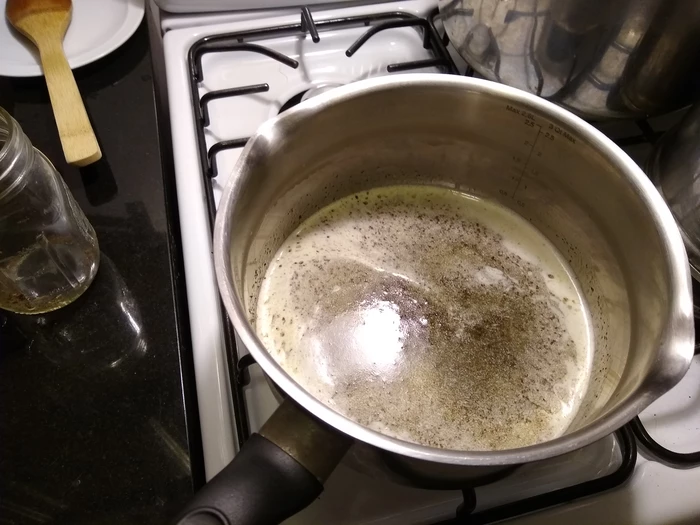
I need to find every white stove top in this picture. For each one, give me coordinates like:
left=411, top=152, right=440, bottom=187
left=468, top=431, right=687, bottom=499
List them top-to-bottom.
left=160, top=2, right=700, bottom=523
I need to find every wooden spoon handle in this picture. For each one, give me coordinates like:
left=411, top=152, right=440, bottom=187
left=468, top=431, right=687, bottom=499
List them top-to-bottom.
left=38, top=39, right=101, bottom=167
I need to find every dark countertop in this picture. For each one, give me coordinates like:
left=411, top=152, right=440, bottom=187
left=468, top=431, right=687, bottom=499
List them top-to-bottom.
left=0, top=22, right=201, bottom=524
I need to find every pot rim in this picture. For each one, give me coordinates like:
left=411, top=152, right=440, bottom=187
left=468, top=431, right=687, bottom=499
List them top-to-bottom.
left=213, top=73, right=694, bottom=466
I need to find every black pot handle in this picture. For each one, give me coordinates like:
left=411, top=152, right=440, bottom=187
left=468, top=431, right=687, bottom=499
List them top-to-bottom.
left=174, top=400, right=351, bottom=525
left=175, top=433, right=321, bottom=525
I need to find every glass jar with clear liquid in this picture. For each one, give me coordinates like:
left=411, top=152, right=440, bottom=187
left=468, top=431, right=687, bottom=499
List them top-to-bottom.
left=0, top=107, right=99, bottom=314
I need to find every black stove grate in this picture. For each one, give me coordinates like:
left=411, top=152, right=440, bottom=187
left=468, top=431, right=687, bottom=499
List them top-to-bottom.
left=185, top=5, right=700, bottom=522
left=187, top=9, right=455, bottom=181
left=630, top=416, right=700, bottom=468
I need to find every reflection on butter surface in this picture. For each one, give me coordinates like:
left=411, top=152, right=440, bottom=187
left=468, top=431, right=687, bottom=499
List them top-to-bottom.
left=256, top=185, right=593, bottom=451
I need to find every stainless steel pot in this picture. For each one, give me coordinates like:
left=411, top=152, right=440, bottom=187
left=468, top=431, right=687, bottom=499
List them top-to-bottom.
left=438, top=0, right=700, bottom=120
left=175, top=74, right=693, bottom=525
left=648, top=104, right=700, bottom=281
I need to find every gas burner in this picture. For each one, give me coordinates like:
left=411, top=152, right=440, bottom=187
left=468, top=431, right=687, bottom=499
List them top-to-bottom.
left=300, top=82, right=345, bottom=101
left=279, top=83, right=347, bottom=113
left=278, top=91, right=306, bottom=114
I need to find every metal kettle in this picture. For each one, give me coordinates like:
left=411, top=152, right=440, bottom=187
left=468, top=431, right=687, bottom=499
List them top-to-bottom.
left=439, top=0, right=700, bottom=120
left=649, top=104, right=700, bottom=280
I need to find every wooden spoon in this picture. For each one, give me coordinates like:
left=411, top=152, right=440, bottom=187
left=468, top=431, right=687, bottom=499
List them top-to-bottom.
left=6, top=0, right=102, bottom=166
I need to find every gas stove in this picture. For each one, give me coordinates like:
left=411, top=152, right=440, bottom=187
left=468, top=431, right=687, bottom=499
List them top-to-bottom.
left=155, top=1, right=700, bottom=523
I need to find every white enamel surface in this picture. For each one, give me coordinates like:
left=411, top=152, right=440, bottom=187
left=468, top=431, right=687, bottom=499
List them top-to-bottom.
left=0, top=0, right=145, bottom=77
left=156, top=0, right=394, bottom=14
left=162, top=1, right=700, bottom=522
left=160, top=8, right=297, bottom=32
left=164, top=23, right=236, bottom=480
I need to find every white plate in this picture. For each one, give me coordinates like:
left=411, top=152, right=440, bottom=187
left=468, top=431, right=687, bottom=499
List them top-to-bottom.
left=0, top=0, right=145, bottom=78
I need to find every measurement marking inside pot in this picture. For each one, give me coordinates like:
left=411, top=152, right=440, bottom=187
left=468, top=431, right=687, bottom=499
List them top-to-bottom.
left=513, top=124, right=542, bottom=198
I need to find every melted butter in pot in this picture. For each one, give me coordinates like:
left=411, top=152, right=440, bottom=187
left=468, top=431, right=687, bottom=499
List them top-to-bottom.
left=256, top=185, right=593, bottom=451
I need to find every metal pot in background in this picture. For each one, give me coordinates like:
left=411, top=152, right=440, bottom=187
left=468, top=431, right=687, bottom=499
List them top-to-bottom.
left=438, top=0, right=700, bottom=120
left=174, top=75, right=693, bottom=525
left=648, top=104, right=700, bottom=280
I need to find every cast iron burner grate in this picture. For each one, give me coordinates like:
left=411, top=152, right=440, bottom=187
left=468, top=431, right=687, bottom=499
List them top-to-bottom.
left=185, top=5, right=700, bottom=522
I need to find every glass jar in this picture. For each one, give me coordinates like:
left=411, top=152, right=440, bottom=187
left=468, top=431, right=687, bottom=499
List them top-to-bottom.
left=0, top=107, right=99, bottom=314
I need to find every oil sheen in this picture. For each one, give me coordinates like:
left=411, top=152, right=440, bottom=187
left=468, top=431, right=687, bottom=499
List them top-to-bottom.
left=256, top=185, right=593, bottom=451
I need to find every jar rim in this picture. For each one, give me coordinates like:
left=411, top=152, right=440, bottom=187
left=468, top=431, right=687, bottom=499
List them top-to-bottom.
left=0, top=106, right=33, bottom=201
